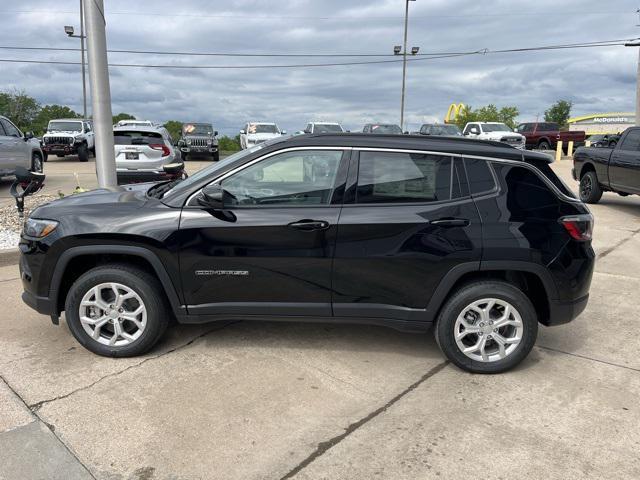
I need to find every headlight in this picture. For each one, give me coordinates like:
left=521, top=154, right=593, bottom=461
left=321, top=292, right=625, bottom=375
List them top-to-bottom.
left=24, top=218, right=58, bottom=238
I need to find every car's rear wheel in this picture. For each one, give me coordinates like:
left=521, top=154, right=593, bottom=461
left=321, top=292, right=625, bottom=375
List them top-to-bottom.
left=537, top=140, right=551, bottom=150
left=77, top=143, right=89, bottom=162
left=31, top=152, right=43, bottom=173
left=213, top=152, right=220, bottom=162
left=182, top=153, right=189, bottom=161
left=579, top=170, right=602, bottom=203
left=64, top=264, right=169, bottom=357
left=435, top=281, right=538, bottom=374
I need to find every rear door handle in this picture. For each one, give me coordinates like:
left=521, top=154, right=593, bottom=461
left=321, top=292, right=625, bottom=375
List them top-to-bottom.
left=430, top=218, right=470, bottom=227
left=288, top=219, right=330, bottom=231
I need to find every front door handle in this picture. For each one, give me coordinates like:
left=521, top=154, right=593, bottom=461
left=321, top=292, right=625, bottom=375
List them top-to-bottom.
left=430, top=218, right=470, bottom=227
left=288, top=219, right=330, bottom=231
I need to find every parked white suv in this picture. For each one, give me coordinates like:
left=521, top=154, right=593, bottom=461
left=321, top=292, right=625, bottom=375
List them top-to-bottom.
left=0, top=115, right=44, bottom=176
left=42, top=119, right=95, bottom=161
left=240, top=122, right=285, bottom=149
left=303, top=122, right=345, bottom=134
left=463, top=122, right=525, bottom=149
left=113, top=124, right=183, bottom=185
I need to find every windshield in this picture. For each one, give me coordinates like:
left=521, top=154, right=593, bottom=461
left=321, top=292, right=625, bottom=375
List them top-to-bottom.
left=48, top=121, right=82, bottom=132
left=183, top=123, right=213, bottom=136
left=248, top=124, right=279, bottom=134
left=314, top=124, right=344, bottom=133
left=370, top=124, right=403, bottom=134
left=482, top=124, right=512, bottom=133
left=431, top=125, right=462, bottom=136
left=114, top=130, right=163, bottom=145
left=587, top=135, right=606, bottom=142
left=162, top=136, right=289, bottom=198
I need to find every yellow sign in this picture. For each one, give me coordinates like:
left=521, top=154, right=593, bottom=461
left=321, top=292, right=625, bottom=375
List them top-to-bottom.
left=445, top=103, right=467, bottom=124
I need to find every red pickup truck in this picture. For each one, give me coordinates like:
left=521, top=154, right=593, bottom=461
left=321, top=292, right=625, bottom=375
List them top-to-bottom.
left=515, top=122, right=586, bottom=151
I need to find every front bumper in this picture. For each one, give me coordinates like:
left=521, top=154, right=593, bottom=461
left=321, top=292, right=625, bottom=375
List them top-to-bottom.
left=42, top=144, right=76, bottom=155
left=180, top=146, right=218, bottom=154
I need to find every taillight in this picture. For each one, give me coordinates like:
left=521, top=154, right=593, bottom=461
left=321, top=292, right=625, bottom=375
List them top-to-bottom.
left=149, top=144, right=170, bottom=157
left=560, top=214, right=593, bottom=241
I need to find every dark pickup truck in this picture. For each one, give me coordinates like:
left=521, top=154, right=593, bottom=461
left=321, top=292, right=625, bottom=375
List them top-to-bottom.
left=516, top=122, right=586, bottom=151
left=573, top=127, right=640, bottom=203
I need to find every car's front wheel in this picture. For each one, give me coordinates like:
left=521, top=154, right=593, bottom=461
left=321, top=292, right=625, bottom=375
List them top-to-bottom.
left=31, top=151, right=43, bottom=173
left=579, top=170, right=603, bottom=204
left=64, top=264, right=169, bottom=357
left=435, top=281, right=538, bottom=374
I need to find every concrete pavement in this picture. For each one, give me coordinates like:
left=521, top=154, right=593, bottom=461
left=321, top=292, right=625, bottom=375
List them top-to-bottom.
left=0, top=158, right=639, bottom=479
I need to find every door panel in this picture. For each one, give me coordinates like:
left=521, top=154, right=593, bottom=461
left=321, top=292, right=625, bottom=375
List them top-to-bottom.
left=0, top=119, right=28, bottom=168
left=610, top=130, right=640, bottom=193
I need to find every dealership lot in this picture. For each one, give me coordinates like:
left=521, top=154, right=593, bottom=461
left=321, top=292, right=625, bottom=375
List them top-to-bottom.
left=0, top=160, right=639, bottom=479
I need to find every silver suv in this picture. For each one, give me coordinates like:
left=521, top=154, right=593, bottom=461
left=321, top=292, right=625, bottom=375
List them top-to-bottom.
left=0, top=115, right=44, bottom=177
left=113, top=124, right=183, bottom=184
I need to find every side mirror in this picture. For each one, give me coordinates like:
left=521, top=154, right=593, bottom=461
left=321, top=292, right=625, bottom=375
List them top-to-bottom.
left=240, top=129, right=246, bottom=135
left=303, top=129, right=311, bottom=134
left=214, top=130, right=218, bottom=136
left=281, top=130, right=287, bottom=135
left=346, top=130, right=351, bottom=133
left=24, top=131, right=34, bottom=140
left=404, top=131, right=409, bottom=135
left=162, top=162, right=184, bottom=176
left=197, top=184, right=232, bottom=209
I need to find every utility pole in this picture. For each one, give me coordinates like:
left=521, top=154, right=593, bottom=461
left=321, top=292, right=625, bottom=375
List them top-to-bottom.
left=80, top=0, right=87, bottom=119
left=84, top=0, right=117, bottom=187
left=395, top=0, right=418, bottom=133
left=625, top=39, right=640, bottom=126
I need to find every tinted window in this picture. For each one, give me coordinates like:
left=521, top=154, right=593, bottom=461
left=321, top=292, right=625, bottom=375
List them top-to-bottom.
left=1, top=119, right=21, bottom=137
left=0, top=121, right=6, bottom=136
left=370, top=124, right=403, bottom=134
left=516, top=124, right=533, bottom=133
left=619, top=129, right=640, bottom=151
left=114, top=131, right=163, bottom=145
left=222, top=149, right=343, bottom=206
left=356, top=151, right=452, bottom=204
left=464, top=158, right=496, bottom=195
left=496, top=164, right=559, bottom=212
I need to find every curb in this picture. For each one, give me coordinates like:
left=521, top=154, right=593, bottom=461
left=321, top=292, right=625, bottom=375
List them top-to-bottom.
left=0, top=248, right=20, bottom=267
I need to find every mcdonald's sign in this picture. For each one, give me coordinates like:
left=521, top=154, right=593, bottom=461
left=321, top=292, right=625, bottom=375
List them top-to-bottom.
left=445, top=103, right=467, bottom=124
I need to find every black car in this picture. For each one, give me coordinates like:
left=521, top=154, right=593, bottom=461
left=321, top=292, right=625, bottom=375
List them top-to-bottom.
left=19, top=134, right=594, bottom=373
left=586, top=134, right=620, bottom=149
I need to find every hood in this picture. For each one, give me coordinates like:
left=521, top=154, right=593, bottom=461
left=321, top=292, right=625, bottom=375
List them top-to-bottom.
left=44, top=131, right=80, bottom=136
left=481, top=132, right=523, bottom=140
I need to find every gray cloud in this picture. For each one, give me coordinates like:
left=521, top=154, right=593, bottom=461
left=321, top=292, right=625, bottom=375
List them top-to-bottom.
left=1, top=0, right=638, bottom=135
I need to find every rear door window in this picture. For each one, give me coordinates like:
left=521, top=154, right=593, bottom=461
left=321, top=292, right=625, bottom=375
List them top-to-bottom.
left=356, top=151, right=454, bottom=204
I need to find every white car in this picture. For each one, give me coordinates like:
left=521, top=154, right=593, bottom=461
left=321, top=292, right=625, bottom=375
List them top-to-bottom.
left=42, top=119, right=95, bottom=162
left=240, top=122, right=285, bottom=149
left=303, top=122, right=345, bottom=134
left=463, top=122, right=525, bottom=149
left=113, top=124, right=183, bottom=184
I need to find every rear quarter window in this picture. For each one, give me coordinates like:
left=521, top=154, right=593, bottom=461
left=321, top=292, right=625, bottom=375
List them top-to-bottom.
left=464, top=158, right=497, bottom=195
left=492, top=163, right=560, bottom=213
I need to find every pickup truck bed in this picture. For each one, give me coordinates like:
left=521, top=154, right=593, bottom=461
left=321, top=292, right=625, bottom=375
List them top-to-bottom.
left=573, top=127, right=640, bottom=203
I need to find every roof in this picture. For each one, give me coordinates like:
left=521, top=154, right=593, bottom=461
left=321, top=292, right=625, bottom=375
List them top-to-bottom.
left=49, top=118, right=85, bottom=122
left=113, top=124, right=166, bottom=133
left=273, top=133, right=551, bottom=163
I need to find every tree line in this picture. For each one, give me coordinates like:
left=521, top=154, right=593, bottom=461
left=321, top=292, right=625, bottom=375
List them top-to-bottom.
left=0, top=89, right=242, bottom=151
left=452, top=100, right=573, bottom=130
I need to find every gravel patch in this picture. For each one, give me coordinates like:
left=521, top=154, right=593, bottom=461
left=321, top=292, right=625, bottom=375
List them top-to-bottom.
left=0, top=194, right=59, bottom=250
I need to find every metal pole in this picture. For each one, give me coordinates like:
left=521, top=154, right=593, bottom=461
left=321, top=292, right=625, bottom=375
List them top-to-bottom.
left=80, top=0, right=87, bottom=119
left=84, top=0, right=116, bottom=188
left=400, top=0, right=409, bottom=131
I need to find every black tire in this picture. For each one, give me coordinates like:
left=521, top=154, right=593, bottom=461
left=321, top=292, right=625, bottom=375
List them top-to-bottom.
left=537, top=140, right=551, bottom=151
left=609, top=140, right=617, bottom=148
left=77, top=143, right=89, bottom=162
left=90, top=146, right=96, bottom=157
left=31, top=151, right=44, bottom=173
left=42, top=151, right=48, bottom=162
left=213, top=151, right=220, bottom=162
left=182, top=153, right=189, bottom=161
left=56, top=154, right=65, bottom=158
left=579, top=170, right=602, bottom=204
left=64, top=264, right=170, bottom=357
left=434, top=281, right=538, bottom=374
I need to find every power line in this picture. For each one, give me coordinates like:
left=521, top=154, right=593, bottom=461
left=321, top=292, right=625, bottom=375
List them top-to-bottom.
left=0, top=39, right=630, bottom=70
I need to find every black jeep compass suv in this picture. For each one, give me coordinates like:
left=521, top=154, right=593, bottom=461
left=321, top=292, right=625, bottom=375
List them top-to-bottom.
left=19, top=134, right=594, bottom=373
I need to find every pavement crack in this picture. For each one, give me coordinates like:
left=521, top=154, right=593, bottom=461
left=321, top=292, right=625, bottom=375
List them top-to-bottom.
left=597, top=227, right=640, bottom=259
left=29, top=321, right=238, bottom=412
left=537, top=345, right=640, bottom=373
left=279, top=360, right=449, bottom=480
left=0, top=374, right=98, bottom=479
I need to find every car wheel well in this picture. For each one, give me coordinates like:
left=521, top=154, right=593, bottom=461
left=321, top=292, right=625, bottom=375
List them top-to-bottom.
left=579, top=163, right=595, bottom=179
left=56, top=254, right=159, bottom=313
left=438, top=270, right=550, bottom=324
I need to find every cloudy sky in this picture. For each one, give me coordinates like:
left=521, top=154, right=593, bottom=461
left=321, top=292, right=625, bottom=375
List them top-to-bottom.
left=1, top=0, right=639, bottom=135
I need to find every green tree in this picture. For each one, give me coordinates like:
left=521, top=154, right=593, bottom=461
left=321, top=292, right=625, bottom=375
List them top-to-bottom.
left=0, top=89, right=40, bottom=131
left=544, top=100, right=572, bottom=128
left=32, top=104, right=81, bottom=135
left=454, top=104, right=520, bottom=130
left=112, top=112, right=136, bottom=124
left=163, top=120, right=183, bottom=143
left=218, top=135, right=241, bottom=152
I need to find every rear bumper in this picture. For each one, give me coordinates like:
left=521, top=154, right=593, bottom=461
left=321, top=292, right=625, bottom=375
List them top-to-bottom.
left=116, top=169, right=183, bottom=184
left=22, top=290, right=54, bottom=316
left=545, top=294, right=589, bottom=326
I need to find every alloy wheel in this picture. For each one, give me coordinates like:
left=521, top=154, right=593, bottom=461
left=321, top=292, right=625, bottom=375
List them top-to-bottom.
left=580, top=175, right=592, bottom=199
left=78, top=282, right=147, bottom=347
left=454, top=298, right=523, bottom=362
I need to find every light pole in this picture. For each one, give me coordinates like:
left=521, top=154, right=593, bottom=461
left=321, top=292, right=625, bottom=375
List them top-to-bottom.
left=64, top=0, right=87, bottom=119
left=395, top=0, right=419, bottom=132
left=625, top=40, right=640, bottom=126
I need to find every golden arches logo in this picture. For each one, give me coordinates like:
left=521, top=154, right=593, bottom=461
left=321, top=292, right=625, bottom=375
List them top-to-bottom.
left=445, top=103, right=467, bottom=124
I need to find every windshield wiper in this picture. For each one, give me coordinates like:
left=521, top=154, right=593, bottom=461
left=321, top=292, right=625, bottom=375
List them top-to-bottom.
left=147, top=178, right=183, bottom=199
